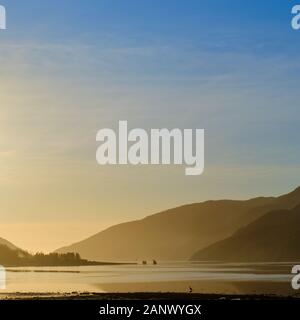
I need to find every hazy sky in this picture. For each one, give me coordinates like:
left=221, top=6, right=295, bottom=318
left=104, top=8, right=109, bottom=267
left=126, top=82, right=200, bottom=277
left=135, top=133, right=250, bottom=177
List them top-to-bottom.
left=0, top=0, right=300, bottom=252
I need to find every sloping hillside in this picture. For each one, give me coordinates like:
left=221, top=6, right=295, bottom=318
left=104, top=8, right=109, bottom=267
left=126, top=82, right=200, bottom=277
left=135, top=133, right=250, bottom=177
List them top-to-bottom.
left=56, top=187, right=300, bottom=261
left=191, top=204, right=300, bottom=262
left=0, top=237, right=19, bottom=250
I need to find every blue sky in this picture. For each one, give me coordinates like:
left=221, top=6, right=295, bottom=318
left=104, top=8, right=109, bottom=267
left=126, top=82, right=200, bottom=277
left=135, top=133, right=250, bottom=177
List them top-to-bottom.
left=0, top=0, right=300, bottom=251
left=2, top=0, right=297, bottom=167
left=2, top=1, right=298, bottom=39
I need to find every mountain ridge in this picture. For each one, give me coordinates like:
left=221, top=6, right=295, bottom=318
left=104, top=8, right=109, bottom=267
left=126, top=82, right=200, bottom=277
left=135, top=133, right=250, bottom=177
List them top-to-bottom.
left=56, top=186, right=300, bottom=262
left=191, top=203, right=300, bottom=262
left=0, top=237, right=19, bottom=251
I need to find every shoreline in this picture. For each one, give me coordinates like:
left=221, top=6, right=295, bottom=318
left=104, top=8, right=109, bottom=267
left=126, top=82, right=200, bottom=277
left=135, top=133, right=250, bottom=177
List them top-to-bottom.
left=4, top=262, right=136, bottom=268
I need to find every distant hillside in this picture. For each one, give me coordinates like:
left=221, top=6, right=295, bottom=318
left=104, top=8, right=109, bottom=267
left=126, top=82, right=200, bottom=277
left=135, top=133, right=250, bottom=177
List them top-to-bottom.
left=56, top=187, right=300, bottom=262
left=191, top=204, right=300, bottom=262
left=0, top=237, right=19, bottom=250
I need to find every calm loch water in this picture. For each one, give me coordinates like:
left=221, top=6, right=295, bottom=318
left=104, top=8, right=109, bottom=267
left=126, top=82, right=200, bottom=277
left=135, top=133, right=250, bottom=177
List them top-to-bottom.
left=2, top=262, right=298, bottom=296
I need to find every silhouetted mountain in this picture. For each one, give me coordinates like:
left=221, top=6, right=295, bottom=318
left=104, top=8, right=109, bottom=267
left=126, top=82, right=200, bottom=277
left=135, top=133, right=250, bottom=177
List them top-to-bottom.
left=56, top=187, right=300, bottom=262
left=191, top=203, right=300, bottom=262
left=0, top=237, right=19, bottom=250
left=0, top=244, right=29, bottom=266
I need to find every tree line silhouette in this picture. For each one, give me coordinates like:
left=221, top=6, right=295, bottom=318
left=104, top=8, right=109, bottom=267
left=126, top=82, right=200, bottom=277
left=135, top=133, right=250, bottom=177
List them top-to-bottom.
left=0, top=244, right=101, bottom=267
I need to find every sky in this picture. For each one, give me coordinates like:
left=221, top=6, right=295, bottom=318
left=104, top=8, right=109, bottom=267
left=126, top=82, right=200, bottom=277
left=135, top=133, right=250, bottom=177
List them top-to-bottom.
left=0, top=0, right=300, bottom=252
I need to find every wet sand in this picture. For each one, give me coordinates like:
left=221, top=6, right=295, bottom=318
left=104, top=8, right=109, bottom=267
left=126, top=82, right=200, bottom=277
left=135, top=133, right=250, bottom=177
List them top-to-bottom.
left=2, top=279, right=300, bottom=300
left=96, top=279, right=300, bottom=297
left=1, top=291, right=300, bottom=300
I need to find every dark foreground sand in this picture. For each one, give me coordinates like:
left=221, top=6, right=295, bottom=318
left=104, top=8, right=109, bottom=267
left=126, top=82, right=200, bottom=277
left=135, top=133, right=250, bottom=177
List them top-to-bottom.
left=1, top=292, right=300, bottom=300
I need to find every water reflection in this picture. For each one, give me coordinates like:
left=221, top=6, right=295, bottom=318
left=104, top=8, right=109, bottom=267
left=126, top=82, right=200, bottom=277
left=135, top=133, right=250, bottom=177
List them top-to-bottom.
left=2, top=262, right=297, bottom=296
